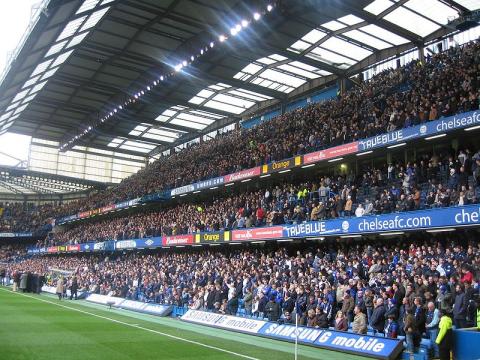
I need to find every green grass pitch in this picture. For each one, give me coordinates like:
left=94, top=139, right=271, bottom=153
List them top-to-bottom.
left=0, top=288, right=370, bottom=360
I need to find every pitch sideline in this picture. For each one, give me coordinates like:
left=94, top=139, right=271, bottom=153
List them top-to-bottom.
left=0, top=288, right=260, bottom=360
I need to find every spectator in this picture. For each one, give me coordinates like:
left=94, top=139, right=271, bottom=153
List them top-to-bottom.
left=453, top=284, right=467, bottom=328
left=370, top=298, right=386, bottom=334
left=425, top=301, right=440, bottom=359
left=352, top=305, right=367, bottom=334
left=334, top=310, right=348, bottom=331
left=436, top=310, right=453, bottom=360
left=384, top=314, right=399, bottom=338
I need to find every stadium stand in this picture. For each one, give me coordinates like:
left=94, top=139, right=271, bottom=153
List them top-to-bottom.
left=1, top=1, right=479, bottom=359
left=2, top=40, right=480, bottom=239
left=34, top=147, right=479, bottom=247
left=2, top=233, right=479, bottom=358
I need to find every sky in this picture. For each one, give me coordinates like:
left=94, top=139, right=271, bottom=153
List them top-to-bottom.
left=0, top=0, right=40, bottom=167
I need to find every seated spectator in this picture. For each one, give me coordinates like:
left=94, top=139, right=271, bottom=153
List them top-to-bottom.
left=334, top=310, right=348, bottom=331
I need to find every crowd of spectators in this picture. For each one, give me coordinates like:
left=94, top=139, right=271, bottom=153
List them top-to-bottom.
left=10, top=40, right=478, bottom=222
left=37, top=145, right=480, bottom=246
left=0, top=203, right=55, bottom=233
left=4, top=235, right=479, bottom=356
left=0, top=244, right=28, bottom=263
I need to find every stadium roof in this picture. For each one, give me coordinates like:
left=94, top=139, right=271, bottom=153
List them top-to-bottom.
left=0, top=0, right=477, bottom=158
left=0, top=165, right=106, bottom=195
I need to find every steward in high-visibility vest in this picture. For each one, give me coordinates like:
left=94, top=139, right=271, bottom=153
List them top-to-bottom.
left=477, top=305, right=480, bottom=329
left=436, top=311, right=453, bottom=360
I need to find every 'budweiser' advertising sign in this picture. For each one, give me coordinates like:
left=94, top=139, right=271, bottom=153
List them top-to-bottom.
left=224, top=167, right=261, bottom=183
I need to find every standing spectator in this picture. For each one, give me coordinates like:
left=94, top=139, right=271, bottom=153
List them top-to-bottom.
left=70, top=275, right=78, bottom=300
left=56, top=276, right=64, bottom=300
left=453, top=284, right=467, bottom=328
left=243, top=288, right=253, bottom=316
left=364, top=289, right=374, bottom=324
left=341, top=290, right=355, bottom=323
left=413, top=297, right=426, bottom=334
left=370, top=298, right=386, bottom=334
left=425, top=301, right=440, bottom=359
left=352, top=305, right=367, bottom=334
left=436, top=310, right=453, bottom=360
left=404, top=311, right=421, bottom=354
left=384, top=314, right=399, bottom=338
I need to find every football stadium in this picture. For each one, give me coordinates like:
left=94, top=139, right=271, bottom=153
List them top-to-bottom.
left=1, top=0, right=480, bottom=359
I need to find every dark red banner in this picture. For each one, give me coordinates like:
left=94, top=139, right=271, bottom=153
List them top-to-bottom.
left=303, top=142, right=359, bottom=165
left=224, top=167, right=261, bottom=183
left=100, top=205, right=115, bottom=213
left=78, top=211, right=91, bottom=219
left=231, top=226, right=283, bottom=241
left=163, top=234, right=195, bottom=246
left=67, top=244, right=80, bottom=252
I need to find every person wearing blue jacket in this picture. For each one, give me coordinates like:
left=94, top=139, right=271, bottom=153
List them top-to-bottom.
left=425, top=301, right=440, bottom=358
left=384, top=313, right=399, bottom=338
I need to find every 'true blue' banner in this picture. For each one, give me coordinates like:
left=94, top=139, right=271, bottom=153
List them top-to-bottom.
left=358, top=110, right=480, bottom=151
left=283, top=204, right=480, bottom=238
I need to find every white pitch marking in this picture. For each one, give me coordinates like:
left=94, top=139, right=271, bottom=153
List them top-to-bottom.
left=1, top=289, right=260, bottom=360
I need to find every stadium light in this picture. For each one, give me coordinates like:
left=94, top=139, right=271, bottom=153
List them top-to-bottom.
left=60, top=5, right=277, bottom=150
left=465, top=125, right=480, bottom=131
left=425, top=133, right=446, bottom=140
left=387, top=142, right=406, bottom=149
left=356, top=150, right=373, bottom=156
left=328, top=157, right=343, bottom=162
left=301, top=164, right=315, bottom=169
left=278, top=169, right=291, bottom=174
left=260, top=174, right=271, bottom=178
left=241, top=178, right=251, bottom=182
left=224, top=182, right=235, bottom=187
left=426, top=228, right=455, bottom=233
left=379, top=232, right=405, bottom=236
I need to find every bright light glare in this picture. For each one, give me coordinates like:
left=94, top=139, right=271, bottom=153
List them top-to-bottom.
left=267, top=4, right=273, bottom=11
left=253, top=12, right=261, bottom=20
left=241, top=20, right=249, bottom=27
left=235, top=24, right=241, bottom=32
left=230, top=28, right=237, bottom=36
left=219, top=35, right=226, bottom=42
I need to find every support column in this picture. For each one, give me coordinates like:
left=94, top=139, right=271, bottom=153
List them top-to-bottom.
left=418, top=44, right=425, bottom=65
